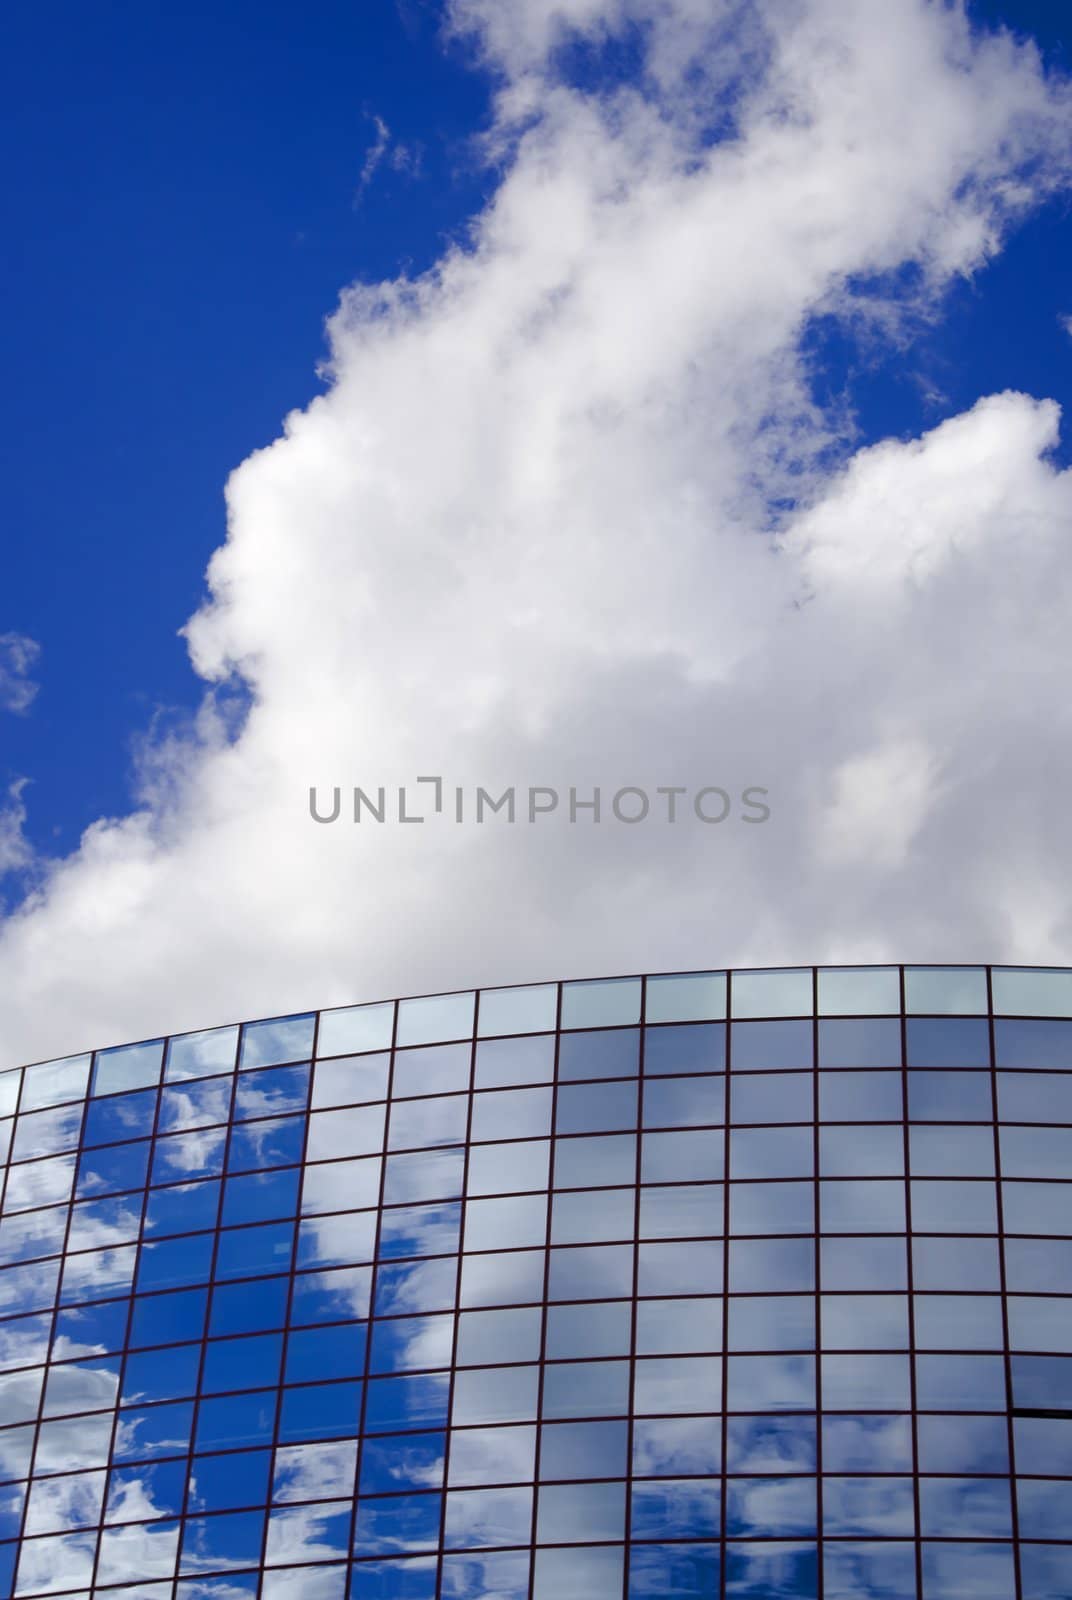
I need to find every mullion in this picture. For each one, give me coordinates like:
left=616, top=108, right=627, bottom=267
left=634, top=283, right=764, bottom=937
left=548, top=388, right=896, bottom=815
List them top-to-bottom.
left=988, top=963, right=1024, bottom=1600
left=526, top=978, right=562, bottom=1600
left=432, top=990, right=479, bottom=1597
left=344, top=996, right=398, bottom=1597
left=165, top=1026, right=240, bottom=1600
left=10, top=1051, right=95, bottom=1593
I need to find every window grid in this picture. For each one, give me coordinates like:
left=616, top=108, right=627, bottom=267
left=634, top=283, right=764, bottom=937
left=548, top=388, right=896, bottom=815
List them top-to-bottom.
left=0, top=967, right=1070, bottom=1600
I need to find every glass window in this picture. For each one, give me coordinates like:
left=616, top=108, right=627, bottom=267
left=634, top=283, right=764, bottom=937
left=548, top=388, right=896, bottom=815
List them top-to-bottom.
left=904, top=966, right=987, bottom=1014
left=993, top=966, right=1072, bottom=1018
left=817, top=967, right=900, bottom=1016
left=731, top=969, right=811, bottom=1019
left=645, top=971, right=726, bottom=1023
left=561, top=977, right=641, bottom=1029
left=477, top=984, right=558, bottom=1037
left=396, top=991, right=475, bottom=1047
left=316, top=1002, right=394, bottom=1058
left=239, top=1014, right=315, bottom=1069
left=906, top=1016, right=989, bottom=1066
left=994, top=1017, right=1072, bottom=1069
left=818, top=1018, right=902, bottom=1068
left=731, top=1020, right=812, bottom=1071
left=643, top=1024, right=725, bottom=1077
left=164, top=1027, right=239, bottom=1084
left=558, top=1028, right=638, bottom=1081
left=473, top=1035, right=555, bottom=1089
left=93, top=1039, right=164, bottom=1096
left=392, top=1044, right=470, bottom=1098
left=20, top=1055, right=91, bottom=1112
left=233, top=1065, right=309, bottom=1120
left=907, top=1070, right=992, bottom=1121
left=997, top=1070, right=1072, bottom=1123
left=730, top=1071, right=811, bottom=1125
left=819, top=1071, right=902, bottom=1122
left=643, top=1075, right=726, bottom=1126
left=158, top=1077, right=233, bottom=1133
left=555, top=1080, right=637, bottom=1135
left=81, top=1086, right=156, bottom=1146
left=471, top=1087, right=551, bottom=1142
left=388, top=1094, right=468, bottom=1151
left=12, top=1102, right=83, bottom=1161
left=306, top=1104, right=385, bottom=1162
left=227, top=1114, right=305, bottom=1173
left=911, top=1124, right=994, bottom=1176
left=1001, top=1124, right=1072, bottom=1177
left=820, top=1125, right=903, bottom=1176
left=730, top=1126, right=812, bottom=1180
left=644, top=1129, right=723, bottom=1182
left=553, top=1133, right=635, bottom=1189
left=467, top=1139, right=549, bottom=1196
left=384, top=1147, right=464, bottom=1206
left=301, top=1156, right=381, bottom=1215
left=911, top=1179, right=997, bottom=1234
left=730, top=1180, right=813, bottom=1236
left=820, top=1180, right=905, bottom=1233
left=639, top=1183, right=722, bottom=1240
left=551, top=1187, right=632, bottom=1245
left=465, top=1192, right=546, bottom=1252
left=380, top=1200, right=461, bottom=1259
left=915, top=1235, right=1000, bottom=1291
left=822, top=1236, right=907, bottom=1292
left=728, top=1237, right=814, bottom=1294
left=1005, top=1237, right=1072, bottom=1293
left=638, top=1239, right=723, bottom=1296
left=548, top=1244, right=633, bottom=1302
left=459, top=1249, right=545, bottom=1309
left=822, top=1294, right=909, bottom=1349
left=728, top=1295, right=814, bottom=1352
left=1007, top=1295, right=1072, bottom=1353
left=545, top=1300, right=631, bottom=1360
left=456, top=1308, right=542, bottom=1367
left=821, top=1353, right=911, bottom=1410
left=916, top=1353, right=1007, bottom=1410
left=725, top=1354, right=814, bottom=1411
left=634, top=1355, right=721, bottom=1415
left=452, top=1365, right=539, bottom=1425
left=917, top=1413, right=1008, bottom=1473
left=726, top=1414, right=816, bottom=1474
left=822, top=1414, right=912, bottom=1473
left=541, top=1419, right=626, bottom=1480
left=633, top=1419, right=721, bottom=1481
left=446, top=1425, right=534, bottom=1488
left=360, top=1432, right=444, bottom=1495
left=726, top=1476, right=815, bottom=1538
left=822, top=1476, right=913, bottom=1537
left=540, top=1480, right=624, bottom=1543
left=444, top=1484, right=533, bottom=1548
left=532, top=1545, right=623, bottom=1600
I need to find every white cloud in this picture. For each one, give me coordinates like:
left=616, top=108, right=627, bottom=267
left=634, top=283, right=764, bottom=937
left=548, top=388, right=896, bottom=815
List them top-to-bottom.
left=1, top=0, right=1072, bottom=1068
left=0, top=632, right=40, bottom=715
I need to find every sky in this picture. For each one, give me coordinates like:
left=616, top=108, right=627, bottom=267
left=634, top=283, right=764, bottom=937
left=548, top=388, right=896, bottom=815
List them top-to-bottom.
left=2, top=0, right=1072, bottom=1069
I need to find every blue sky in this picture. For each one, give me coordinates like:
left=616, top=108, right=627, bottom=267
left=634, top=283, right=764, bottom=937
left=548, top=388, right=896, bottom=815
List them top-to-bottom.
left=1, top=0, right=493, bottom=854
left=2, top=0, right=1070, bottom=863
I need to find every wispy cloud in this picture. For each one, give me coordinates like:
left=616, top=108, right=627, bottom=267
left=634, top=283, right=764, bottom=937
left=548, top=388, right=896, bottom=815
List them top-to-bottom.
left=355, top=113, right=422, bottom=204
left=0, top=632, right=40, bottom=715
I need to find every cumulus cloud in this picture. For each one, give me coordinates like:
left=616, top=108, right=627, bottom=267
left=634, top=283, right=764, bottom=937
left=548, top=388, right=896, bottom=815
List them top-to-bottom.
left=1, top=0, right=1072, bottom=1068
left=0, top=632, right=40, bottom=715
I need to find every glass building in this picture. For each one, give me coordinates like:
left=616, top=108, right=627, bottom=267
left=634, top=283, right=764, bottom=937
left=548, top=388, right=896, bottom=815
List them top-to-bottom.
left=0, top=964, right=1070, bottom=1600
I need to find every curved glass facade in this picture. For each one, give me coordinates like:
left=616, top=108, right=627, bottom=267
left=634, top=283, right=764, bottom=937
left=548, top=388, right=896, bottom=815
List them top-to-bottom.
left=0, top=965, right=1070, bottom=1598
